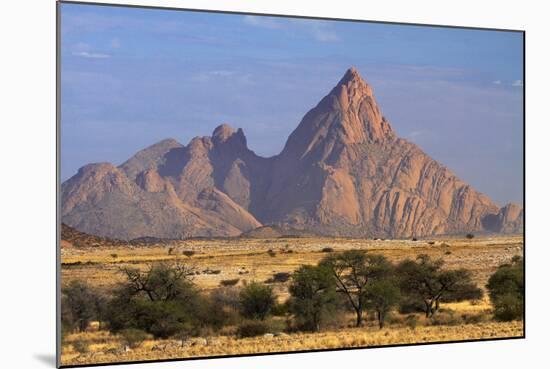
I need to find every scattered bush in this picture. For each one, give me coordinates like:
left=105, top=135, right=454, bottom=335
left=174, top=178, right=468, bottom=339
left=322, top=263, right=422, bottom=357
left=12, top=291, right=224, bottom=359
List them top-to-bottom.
left=466, top=233, right=475, bottom=239
left=168, top=247, right=174, bottom=255
left=63, top=249, right=491, bottom=341
left=267, top=249, right=277, bottom=257
left=182, top=250, right=195, bottom=258
left=444, top=250, right=452, bottom=255
left=110, top=253, right=118, bottom=259
left=511, top=255, right=522, bottom=265
left=486, top=256, right=524, bottom=321
left=62, top=261, right=83, bottom=267
left=203, top=268, right=221, bottom=275
left=266, top=272, right=291, bottom=283
left=220, top=279, right=240, bottom=287
left=62, top=280, right=102, bottom=332
left=239, top=282, right=276, bottom=320
left=210, top=287, right=241, bottom=311
left=205, top=288, right=241, bottom=328
left=195, top=293, right=239, bottom=332
left=492, top=294, right=523, bottom=321
left=398, top=298, right=425, bottom=314
left=271, top=302, right=289, bottom=317
left=429, top=311, right=462, bottom=326
left=384, top=312, right=404, bottom=326
left=461, top=312, right=490, bottom=324
left=405, top=315, right=417, bottom=330
left=236, top=320, right=271, bottom=338
left=60, top=322, right=71, bottom=345
left=174, top=322, right=196, bottom=346
left=119, top=328, right=150, bottom=348
left=72, top=338, right=89, bottom=354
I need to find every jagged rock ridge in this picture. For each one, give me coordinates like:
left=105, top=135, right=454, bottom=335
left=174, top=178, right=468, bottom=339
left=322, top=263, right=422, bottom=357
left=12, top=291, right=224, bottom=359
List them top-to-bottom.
left=61, top=67, right=523, bottom=239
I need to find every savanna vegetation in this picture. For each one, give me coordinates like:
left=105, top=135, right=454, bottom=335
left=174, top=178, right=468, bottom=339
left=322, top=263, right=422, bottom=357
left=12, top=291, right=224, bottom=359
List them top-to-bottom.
left=60, top=236, right=524, bottom=365
left=61, top=245, right=524, bottom=365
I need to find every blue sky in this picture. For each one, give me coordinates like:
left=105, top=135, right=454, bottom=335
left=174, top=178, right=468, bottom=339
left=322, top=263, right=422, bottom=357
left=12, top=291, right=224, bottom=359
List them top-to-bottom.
left=60, top=3, right=524, bottom=205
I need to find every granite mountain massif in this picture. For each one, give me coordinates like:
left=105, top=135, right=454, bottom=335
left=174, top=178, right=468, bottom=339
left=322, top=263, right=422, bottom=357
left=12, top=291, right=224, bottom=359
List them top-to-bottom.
left=61, top=68, right=523, bottom=240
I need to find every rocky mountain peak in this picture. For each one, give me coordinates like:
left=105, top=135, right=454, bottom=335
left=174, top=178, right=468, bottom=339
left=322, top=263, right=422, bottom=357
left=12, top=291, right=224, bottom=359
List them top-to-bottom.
left=281, top=67, right=396, bottom=162
left=331, top=67, right=395, bottom=143
left=336, top=67, right=370, bottom=90
left=212, top=123, right=247, bottom=149
left=212, top=124, right=236, bottom=141
left=77, top=162, right=117, bottom=176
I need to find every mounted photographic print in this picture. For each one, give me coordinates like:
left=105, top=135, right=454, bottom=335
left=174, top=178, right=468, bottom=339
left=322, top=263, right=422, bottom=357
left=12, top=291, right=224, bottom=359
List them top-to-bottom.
left=57, top=1, right=525, bottom=367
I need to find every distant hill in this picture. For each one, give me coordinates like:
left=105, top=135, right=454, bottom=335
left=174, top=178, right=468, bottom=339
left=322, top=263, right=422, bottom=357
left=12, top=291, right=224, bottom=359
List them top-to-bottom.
left=61, top=67, right=523, bottom=240
left=61, top=223, right=127, bottom=248
left=61, top=223, right=179, bottom=248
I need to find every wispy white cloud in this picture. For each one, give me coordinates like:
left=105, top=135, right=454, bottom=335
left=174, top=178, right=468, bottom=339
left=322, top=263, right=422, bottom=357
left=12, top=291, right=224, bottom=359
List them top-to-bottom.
left=243, top=15, right=340, bottom=42
left=243, top=15, right=281, bottom=30
left=301, top=21, right=340, bottom=42
left=71, top=42, right=111, bottom=59
left=73, top=42, right=91, bottom=52
left=72, top=51, right=111, bottom=59
left=190, top=70, right=253, bottom=84
left=191, top=70, right=233, bottom=81
left=208, top=70, right=236, bottom=77
left=493, top=80, right=502, bottom=85
left=512, top=80, right=523, bottom=87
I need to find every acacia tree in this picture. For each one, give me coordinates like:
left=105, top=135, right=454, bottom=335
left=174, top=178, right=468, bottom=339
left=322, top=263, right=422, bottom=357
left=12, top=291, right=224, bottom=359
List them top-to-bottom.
left=320, top=251, right=393, bottom=327
left=397, top=254, right=482, bottom=318
left=105, top=260, right=202, bottom=338
left=118, top=260, right=196, bottom=302
left=288, top=265, right=338, bottom=332
left=366, top=278, right=400, bottom=329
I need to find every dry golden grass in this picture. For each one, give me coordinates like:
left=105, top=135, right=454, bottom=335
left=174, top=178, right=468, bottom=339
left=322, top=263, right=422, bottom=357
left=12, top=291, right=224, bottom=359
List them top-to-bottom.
left=60, top=235, right=524, bottom=366
left=61, top=235, right=523, bottom=292
left=61, top=320, right=523, bottom=366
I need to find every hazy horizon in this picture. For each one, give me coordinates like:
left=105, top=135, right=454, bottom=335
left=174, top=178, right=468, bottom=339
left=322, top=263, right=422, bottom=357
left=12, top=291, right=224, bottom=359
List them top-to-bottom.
left=60, top=3, right=523, bottom=206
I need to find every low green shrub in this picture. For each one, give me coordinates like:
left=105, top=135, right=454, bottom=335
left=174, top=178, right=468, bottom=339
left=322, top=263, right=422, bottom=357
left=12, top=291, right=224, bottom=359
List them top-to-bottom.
left=266, top=272, right=291, bottom=283
left=220, top=278, right=240, bottom=287
left=271, top=302, right=289, bottom=316
left=429, top=311, right=462, bottom=326
left=461, top=312, right=490, bottom=324
left=405, top=315, right=417, bottom=330
left=237, top=320, right=271, bottom=338
left=119, top=328, right=150, bottom=348
left=72, top=338, right=89, bottom=354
